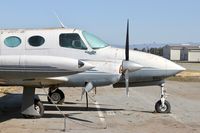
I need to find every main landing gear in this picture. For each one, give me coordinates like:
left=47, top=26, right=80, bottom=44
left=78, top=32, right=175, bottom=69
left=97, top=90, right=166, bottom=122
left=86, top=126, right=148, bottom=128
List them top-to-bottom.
left=155, top=83, right=171, bottom=113
left=21, top=87, right=44, bottom=118
left=47, top=87, right=65, bottom=104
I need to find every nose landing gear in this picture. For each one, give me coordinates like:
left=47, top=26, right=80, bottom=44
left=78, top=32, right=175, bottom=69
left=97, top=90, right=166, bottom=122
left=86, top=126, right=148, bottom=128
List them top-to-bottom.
left=155, top=83, right=171, bottom=113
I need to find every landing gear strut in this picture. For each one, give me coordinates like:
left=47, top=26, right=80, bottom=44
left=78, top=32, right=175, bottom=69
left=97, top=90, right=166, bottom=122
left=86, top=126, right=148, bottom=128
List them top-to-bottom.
left=155, top=83, right=171, bottom=113
left=21, top=87, right=44, bottom=118
left=47, top=87, right=65, bottom=104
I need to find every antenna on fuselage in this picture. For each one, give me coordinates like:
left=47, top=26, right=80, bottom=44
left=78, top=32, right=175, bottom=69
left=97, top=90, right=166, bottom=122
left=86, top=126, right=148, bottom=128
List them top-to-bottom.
left=53, top=11, right=65, bottom=28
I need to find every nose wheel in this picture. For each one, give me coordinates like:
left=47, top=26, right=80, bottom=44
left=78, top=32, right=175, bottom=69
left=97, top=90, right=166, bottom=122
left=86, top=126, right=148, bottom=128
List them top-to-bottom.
left=155, top=83, right=171, bottom=113
left=47, top=87, right=65, bottom=104
left=155, top=99, right=171, bottom=113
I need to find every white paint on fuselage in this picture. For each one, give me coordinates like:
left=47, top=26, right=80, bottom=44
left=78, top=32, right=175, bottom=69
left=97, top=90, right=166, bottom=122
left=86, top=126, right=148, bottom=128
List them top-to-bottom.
left=0, top=28, right=185, bottom=87
left=94, top=46, right=185, bottom=71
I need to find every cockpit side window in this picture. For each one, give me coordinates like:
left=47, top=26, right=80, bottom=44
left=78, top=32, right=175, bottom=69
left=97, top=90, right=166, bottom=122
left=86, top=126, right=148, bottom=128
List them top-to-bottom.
left=82, top=31, right=109, bottom=49
left=59, top=33, right=87, bottom=50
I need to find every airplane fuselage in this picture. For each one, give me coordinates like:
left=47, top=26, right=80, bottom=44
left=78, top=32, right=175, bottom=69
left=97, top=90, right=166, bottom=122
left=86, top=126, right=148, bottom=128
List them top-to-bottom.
left=0, top=28, right=185, bottom=87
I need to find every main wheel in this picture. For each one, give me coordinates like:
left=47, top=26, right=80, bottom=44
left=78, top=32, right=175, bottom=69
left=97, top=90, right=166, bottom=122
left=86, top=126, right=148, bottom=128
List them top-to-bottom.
left=47, top=89, right=65, bottom=104
left=23, top=99, right=44, bottom=118
left=34, top=99, right=44, bottom=117
left=155, top=100, right=171, bottom=113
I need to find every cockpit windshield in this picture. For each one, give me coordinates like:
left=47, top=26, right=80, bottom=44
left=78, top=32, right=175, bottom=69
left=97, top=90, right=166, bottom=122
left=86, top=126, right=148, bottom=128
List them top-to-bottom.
left=82, top=31, right=109, bottom=49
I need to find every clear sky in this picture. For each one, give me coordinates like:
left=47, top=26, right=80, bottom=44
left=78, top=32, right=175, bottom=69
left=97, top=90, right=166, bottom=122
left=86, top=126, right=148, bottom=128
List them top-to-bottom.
left=0, top=0, right=200, bottom=45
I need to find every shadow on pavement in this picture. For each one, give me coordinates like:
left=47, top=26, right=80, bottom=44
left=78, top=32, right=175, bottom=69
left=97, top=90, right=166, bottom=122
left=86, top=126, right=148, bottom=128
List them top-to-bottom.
left=0, top=93, right=124, bottom=123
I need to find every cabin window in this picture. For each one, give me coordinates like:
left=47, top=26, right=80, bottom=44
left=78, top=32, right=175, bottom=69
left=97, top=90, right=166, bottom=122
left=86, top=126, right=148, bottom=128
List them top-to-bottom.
left=59, top=33, right=87, bottom=50
left=4, top=36, right=21, bottom=47
left=28, top=36, right=45, bottom=47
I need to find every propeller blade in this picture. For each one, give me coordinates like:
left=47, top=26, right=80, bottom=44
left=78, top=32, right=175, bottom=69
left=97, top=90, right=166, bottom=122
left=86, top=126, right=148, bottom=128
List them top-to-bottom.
left=125, top=19, right=129, bottom=61
left=125, top=70, right=129, bottom=97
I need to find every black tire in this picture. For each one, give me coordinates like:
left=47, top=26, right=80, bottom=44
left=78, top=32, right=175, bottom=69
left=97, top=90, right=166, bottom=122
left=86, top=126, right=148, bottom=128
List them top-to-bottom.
left=47, top=89, right=65, bottom=104
left=23, top=99, right=44, bottom=118
left=34, top=99, right=44, bottom=118
left=155, top=100, right=171, bottom=113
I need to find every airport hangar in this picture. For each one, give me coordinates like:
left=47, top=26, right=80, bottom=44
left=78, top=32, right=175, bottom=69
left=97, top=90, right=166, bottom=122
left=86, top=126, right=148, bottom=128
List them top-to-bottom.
left=163, top=45, right=200, bottom=62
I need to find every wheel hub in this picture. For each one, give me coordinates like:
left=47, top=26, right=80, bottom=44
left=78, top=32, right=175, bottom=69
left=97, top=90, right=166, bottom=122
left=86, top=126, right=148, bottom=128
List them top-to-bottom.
left=51, top=92, right=61, bottom=101
left=159, top=104, right=167, bottom=112
left=34, top=105, right=40, bottom=113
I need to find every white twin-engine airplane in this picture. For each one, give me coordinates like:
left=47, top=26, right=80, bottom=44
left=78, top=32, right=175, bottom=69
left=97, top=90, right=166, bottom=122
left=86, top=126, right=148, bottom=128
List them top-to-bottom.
left=0, top=21, right=185, bottom=118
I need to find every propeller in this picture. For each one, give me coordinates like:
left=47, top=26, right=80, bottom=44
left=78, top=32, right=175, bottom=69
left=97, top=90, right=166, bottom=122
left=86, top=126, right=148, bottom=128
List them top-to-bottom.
left=121, top=19, right=143, bottom=97
left=125, top=19, right=129, bottom=96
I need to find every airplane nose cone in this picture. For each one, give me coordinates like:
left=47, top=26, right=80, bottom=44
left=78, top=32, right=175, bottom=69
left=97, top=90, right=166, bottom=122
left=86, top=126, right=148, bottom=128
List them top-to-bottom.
left=166, top=60, right=186, bottom=75
left=175, top=63, right=186, bottom=72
